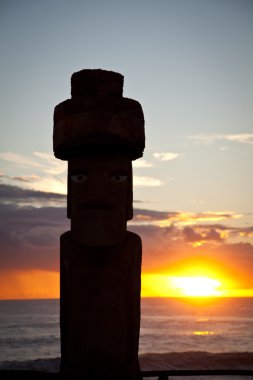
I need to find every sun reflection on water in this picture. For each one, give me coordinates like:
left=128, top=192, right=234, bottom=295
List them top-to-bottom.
left=193, top=330, right=214, bottom=336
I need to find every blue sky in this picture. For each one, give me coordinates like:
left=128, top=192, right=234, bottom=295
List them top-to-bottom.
left=0, top=0, right=253, bottom=298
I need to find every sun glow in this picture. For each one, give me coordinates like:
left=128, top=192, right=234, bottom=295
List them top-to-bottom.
left=141, top=274, right=224, bottom=298
left=171, top=276, right=221, bottom=297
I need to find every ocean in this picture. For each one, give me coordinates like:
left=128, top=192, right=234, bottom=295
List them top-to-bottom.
left=0, top=297, right=253, bottom=378
left=140, top=297, right=253, bottom=354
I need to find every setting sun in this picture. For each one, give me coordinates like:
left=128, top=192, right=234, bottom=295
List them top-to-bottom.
left=141, top=274, right=225, bottom=298
left=171, top=276, right=221, bottom=297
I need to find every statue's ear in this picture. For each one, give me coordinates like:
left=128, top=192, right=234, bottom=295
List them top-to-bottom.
left=127, top=162, right=133, bottom=220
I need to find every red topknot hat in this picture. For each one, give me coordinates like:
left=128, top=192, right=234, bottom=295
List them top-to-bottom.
left=53, top=69, right=145, bottom=160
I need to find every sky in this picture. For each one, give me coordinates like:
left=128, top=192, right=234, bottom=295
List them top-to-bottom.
left=0, top=0, right=253, bottom=299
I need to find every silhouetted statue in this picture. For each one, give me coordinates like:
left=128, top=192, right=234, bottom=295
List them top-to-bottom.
left=53, top=69, right=145, bottom=379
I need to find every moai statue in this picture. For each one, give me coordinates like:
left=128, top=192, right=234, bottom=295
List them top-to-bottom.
left=53, top=69, right=145, bottom=379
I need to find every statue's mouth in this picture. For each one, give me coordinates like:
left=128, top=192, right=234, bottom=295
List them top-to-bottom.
left=82, top=200, right=112, bottom=211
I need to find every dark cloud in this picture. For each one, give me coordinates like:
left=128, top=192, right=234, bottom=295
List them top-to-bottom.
left=12, top=176, right=35, bottom=183
left=0, top=183, right=66, bottom=201
left=0, top=201, right=68, bottom=271
left=133, top=208, right=178, bottom=221
left=133, top=208, right=240, bottom=223
left=128, top=224, right=184, bottom=272
left=182, top=226, right=223, bottom=244
left=233, top=226, right=253, bottom=238
left=182, top=227, right=202, bottom=243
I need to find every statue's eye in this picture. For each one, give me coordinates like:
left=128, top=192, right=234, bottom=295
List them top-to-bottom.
left=71, top=174, right=88, bottom=183
left=111, top=174, right=127, bottom=183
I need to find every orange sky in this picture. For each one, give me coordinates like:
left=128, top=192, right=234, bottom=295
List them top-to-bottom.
left=0, top=264, right=252, bottom=300
left=0, top=270, right=60, bottom=300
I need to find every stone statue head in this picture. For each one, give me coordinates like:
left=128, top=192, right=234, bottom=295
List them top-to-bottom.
left=53, top=69, right=145, bottom=246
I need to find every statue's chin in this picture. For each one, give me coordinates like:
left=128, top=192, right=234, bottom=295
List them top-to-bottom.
left=71, top=210, right=127, bottom=246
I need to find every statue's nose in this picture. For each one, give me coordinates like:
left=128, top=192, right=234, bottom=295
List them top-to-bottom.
left=86, top=173, right=110, bottom=198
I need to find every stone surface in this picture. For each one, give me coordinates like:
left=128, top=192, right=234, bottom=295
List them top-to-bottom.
left=53, top=69, right=145, bottom=160
left=54, top=69, right=145, bottom=379
left=71, top=69, right=124, bottom=99
left=68, top=154, right=132, bottom=245
left=60, top=231, right=142, bottom=380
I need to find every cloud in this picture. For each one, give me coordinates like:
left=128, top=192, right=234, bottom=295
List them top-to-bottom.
left=189, top=133, right=253, bottom=145
left=223, top=134, right=253, bottom=144
left=0, top=151, right=67, bottom=194
left=0, top=151, right=66, bottom=173
left=0, top=152, right=44, bottom=168
left=33, top=152, right=66, bottom=175
left=153, top=152, right=179, bottom=161
left=132, top=159, right=153, bottom=168
left=1, top=172, right=66, bottom=195
left=1, top=174, right=41, bottom=183
left=11, top=175, right=41, bottom=183
left=22, top=176, right=66, bottom=195
left=133, top=176, right=164, bottom=187
left=0, top=183, right=66, bottom=207
left=0, top=202, right=68, bottom=271
left=131, top=208, right=242, bottom=226
left=131, top=208, right=252, bottom=249
left=132, top=208, right=253, bottom=254
left=133, top=208, right=177, bottom=221
left=177, top=211, right=242, bottom=224
left=131, top=216, right=232, bottom=246
left=182, top=226, right=224, bottom=247
left=237, top=226, right=253, bottom=238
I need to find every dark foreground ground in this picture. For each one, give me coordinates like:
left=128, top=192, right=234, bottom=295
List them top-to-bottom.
left=1, top=352, right=253, bottom=379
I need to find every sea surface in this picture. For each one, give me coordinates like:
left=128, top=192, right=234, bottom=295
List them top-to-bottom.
left=0, top=297, right=253, bottom=378
left=140, top=297, right=253, bottom=354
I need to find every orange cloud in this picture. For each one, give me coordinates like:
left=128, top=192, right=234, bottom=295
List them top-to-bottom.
left=131, top=209, right=242, bottom=227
